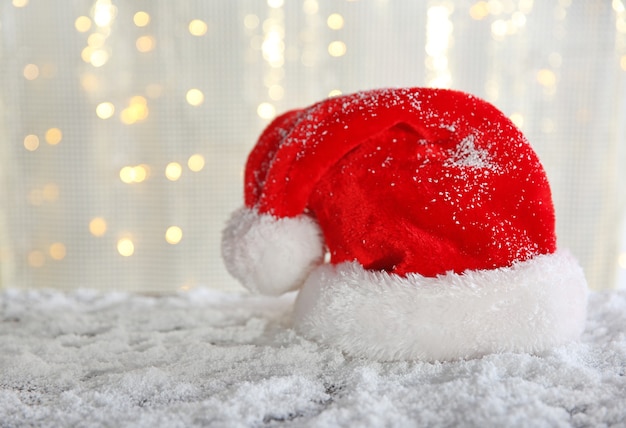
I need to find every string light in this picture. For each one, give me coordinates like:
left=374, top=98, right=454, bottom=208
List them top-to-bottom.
left=12, top=0, right=28, bottom=7
left=133, top=11, right=150, bottom=27
left=327, top=13, right=344, bottom=30
left=244, top=14, right=260, bottom=30
left=75, top=16, right=93, bottom=33
left=189, top=19, right=208, bottom=36
left=136, top=35, right=155, bottom=53
left=328, top=41, right=347, bottom=57
left=23, top=64, right=39, bottom=80
left=186, top=89, right=204, bottom=106
left=328, top=89, right=342, bottom=97
left=120, top=96, right=149, bottom=124
left=96, top=102, right=115, bottom=119
left=257, top=102, right=276, bottom=120
left=45, top=128, right=62, bottom=145
left=23, top=134, right=40, bottom=151
left=187, top=154, right=205, bottom=172
left=165, top=162, right=183, bottom=181
left=119, top=165, right=149, bottom=184
left=42, top=183, right=59, bottom=202
left=89, top=217, right=107, bottom=237
left=165, top=226, right=183, bottom=245
left=117, top=238, right=135, bottom=257
left=49, top=243, right=66, bottom=261
left=27, top=250, right=45, bottom=268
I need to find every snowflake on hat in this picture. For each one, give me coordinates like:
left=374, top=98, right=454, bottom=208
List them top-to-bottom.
left=222, top=87, right=588, bottom=362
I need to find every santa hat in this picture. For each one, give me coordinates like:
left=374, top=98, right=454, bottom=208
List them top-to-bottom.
left=222, top=87, right=588, bottom=361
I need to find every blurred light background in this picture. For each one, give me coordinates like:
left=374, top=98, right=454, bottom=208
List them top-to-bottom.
left=0, top=0, right=625, bottom=293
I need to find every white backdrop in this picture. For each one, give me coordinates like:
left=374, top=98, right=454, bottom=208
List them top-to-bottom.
left=0, top=0, right=625, bottom=292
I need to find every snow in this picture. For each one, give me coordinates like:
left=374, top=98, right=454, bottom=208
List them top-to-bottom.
left=1, top=287, right=625, bottom=427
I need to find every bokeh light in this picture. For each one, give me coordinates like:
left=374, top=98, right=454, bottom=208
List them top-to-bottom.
left=133, top=11, right=150, bottom=27
left=327, top=13, right=344, bottom=30
left=75, top=16, right=92, bottom=32
left=189, top=19, right=208, bottom=36
left=136, top=35, right=155, bottom=53
left=328, top=41, right=347, bottom=57
left=23, top=64, right=39, bottom=80
left=186, top=89, right=204, bottom=106
left=96, top=102, right=115, bottom=119
left=257, top=102, right=276, bottom=120
left=45, top=128, right=62, bottom=145
left=23, top=134, right=40, bottom=151
left=187, top=154, right=205, bottom=172
left=165, top=162, right=183, bottom=181
left=89, top=217, right=107, bottom=237
left=165, top=226, right=183, bottom=245
left=117, top=238, right=135, bottom=257
left=49, top=242, right=66, bottom=261
left=27, top=250, right=45, bottom=268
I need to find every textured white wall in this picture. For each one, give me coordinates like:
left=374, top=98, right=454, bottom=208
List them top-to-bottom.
left=0, top=0, right=625, bottom=292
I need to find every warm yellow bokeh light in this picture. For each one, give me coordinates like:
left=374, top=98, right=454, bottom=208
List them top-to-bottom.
left=12, top=0, right=28, bottom=7
left=268, top=0, right=284, bottom=7
left=303, top=0, right=319, bottom=14
left=94, top=1, right=116, bottom=27
left=469, top=1, right=489, bottom=20
left=133, top=11, right=150, bottom=27
left=327, top=13, right=344, bottom=30
left=244, top=14, right=260, bottom=30
left=75, top=16, right=92, bottom=32
left=189, top=19, right=208, bottom=36
left=88, top=33, right=106, bottom=48
left=136, top=35, right=155, bottom=53
left=328, top=41, right=347, bottom=57
left=89, top=49, right=110, bottom=67
left=621, top=55, right=626, bottom=71
left=23, top=64, right=39, bottom=80
left=536, top=69, right=557, bottom=87
left=80, top=73, right=99, bottom=92
left=268, top=84, right=284, bottom=100
left=186, top=88, right=204, bottom=106
left=328, top=89, right=342, bottom=97
left=120, top=96, right=149, bottom=124
left=96, top=102, right=115, bottom=119
left=257, top=102, right=276, bottom=120
left=509, top=112, right=524, bottom=129
left=45, top=128, right=62, bottom=145
left=24, top=134, right=40, bottom=151
left=187, top=154, right=205, bottom=172
left=165, top=162, right=183, bottom=181
left=134, top=164, right=149, bottom=182
left=119, top=165, right=149, bottom=184
left=119, top=166, right=135, bottom=184
left=42, top=183, right=59, bottom=202
left=89, top=217, right=107, bottom=237
left=165, top=226, right=183, bottom=245
left=117, top=238, right=135, bottom=257
left=49, top=242, right=66, bottom=261
left=27, top=250, right=45, bottom=268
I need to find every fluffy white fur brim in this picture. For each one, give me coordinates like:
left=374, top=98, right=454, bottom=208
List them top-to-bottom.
left=221, top=206, right=325, bottom=296
left=293, top=250, right=588, bottom=362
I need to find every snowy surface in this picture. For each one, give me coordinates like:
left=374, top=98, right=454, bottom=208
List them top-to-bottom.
left=1, top=288, right=625, bottom=428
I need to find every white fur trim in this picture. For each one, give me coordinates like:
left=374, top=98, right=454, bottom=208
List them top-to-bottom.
left=222, top=207, right=325, bottom=296
left=293, top=250, right=588, bottom=361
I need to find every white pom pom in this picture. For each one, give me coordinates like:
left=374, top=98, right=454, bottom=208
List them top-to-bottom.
left=221, top=207, right=325, bottom=295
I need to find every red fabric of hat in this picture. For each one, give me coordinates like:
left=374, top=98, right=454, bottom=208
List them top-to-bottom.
left=222, top=87, right=588, bottom=361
